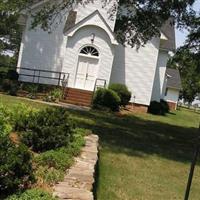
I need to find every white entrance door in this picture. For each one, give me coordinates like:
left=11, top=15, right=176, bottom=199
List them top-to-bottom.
left=75, top=56, right=99, bottom=91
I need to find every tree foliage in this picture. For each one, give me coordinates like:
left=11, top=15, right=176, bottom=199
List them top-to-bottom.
left=0, top=0, right=199, bottom=50
left=0, top=12, right=21, bottom=56
left=168, top=48, right=200, bottom=103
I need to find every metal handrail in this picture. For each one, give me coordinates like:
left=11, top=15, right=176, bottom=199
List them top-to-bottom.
left=17, top=67, right=70, bottom=86
left=93, top=78, right=107, bottom=92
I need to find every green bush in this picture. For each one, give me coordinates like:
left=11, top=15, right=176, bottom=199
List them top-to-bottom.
left=7, top=70, right=19, bottom=80
left=2, top=79, right=19, bottom=96
left=21, top=83, right=55, bottom=94
left=109, top=83, right=131, bottom=106
left=25, top=84, right=38, bottom=99
left=44, top=88, right=62, bottom=102
left=93, top=88, right=120, bottom=111
left=160, top=99, right=170, bottom=114
left=148, top=100, right=169, bottom=115
left=148, top=101, right=162, bottom=115
left=8, top=104, right=37, bottom=131
left=0, top=105, right=12, bottom=136
left=20, top=107, right=75, bottom=152
left=34, top=128, right=85, bottom=185
left=35, top=128, right=85, bottom=171
left=69, top=128, right=86, bottom=156
left=0, top=136, right=34, bottom=194
left=35, top=148, right=73, bottom=171
left=35, top=166, right=64, bottom=185
left=5, top=188, right=57, bottom=200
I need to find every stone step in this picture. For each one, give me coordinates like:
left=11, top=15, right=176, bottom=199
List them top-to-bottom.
left=53, top=134, right=99, bottom=200
left=54, top=187, right=93, bottom=200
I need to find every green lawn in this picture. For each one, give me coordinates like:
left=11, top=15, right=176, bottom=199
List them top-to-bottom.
left=1, top=94, right=200, bottom=200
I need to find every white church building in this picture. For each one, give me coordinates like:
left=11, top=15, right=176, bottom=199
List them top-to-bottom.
left=17, top=0, right=176, bottom=111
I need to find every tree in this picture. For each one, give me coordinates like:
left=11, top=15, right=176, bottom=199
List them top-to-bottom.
left=0, top=0, right=199, bottom=50
left=0, top=11, right=22, bottom=66
left=184, top=15, right=200, bottom=53
left=168, top=49, right=200, bottom=104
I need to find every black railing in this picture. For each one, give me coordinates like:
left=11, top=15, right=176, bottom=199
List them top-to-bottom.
left=17, top=67, right=70, bottom=86
left=93, top=78, right=107, bottom=91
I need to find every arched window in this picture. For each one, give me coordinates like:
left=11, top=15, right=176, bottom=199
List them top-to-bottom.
left=80, top=46, right=99, bottom=57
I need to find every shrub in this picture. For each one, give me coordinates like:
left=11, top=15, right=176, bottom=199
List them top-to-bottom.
left=7, top=70, right=19, bottom=80
left=2, top=79, right=19, bottom=95
left=2, top=79, right=11, bottom=91
left=21, top=83, right=54, bottom=94
left=24, top=83, right=38, bottom=99
left=109, top=83, right=131, bottom=107
left=92, top=87, right=105, bottom=107
left=44, top=88, right=62, bottom=102
left=93, top=88, right=120, bottom=111
left=160, top=99, right=170, bottom=114
left=148, top=100, right=169, bottom=115
left=148, top=101, right=162, bottom=115
left=10, top=104, right=38, bottom=132
left=0, top=105, right=12, bottom=136
left=20, top=107, right=75, bottom=152
left=34, top=128, right=85, bottom=171
left=34, top=128, right=85, bottom=185
left=69, top=128, right=86, bottom=156
left=0, top=136, right=34, bottom=194
left=35, top=148, right=73, bottom=171
left=35, top=166, right=64, bottom=185
left=5, top=189, right=57, bottom=200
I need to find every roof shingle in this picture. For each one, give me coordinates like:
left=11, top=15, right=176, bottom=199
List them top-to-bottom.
left=160, top=18, right=176, bottom=51
left=166, top=68, right=182, bottom=90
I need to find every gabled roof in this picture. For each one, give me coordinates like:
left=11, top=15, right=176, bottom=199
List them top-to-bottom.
left=20, top=0, right=51, bottom=14
left=63, top=10, right=77, bottom=33
left=64, top=10, right=118, bottom=45
left=160, top=19, right=176, bottom=52
left=166, top=68, right=182, bottom=90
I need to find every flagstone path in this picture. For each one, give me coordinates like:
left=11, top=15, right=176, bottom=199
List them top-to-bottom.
left=53, top=134, right=99, bottom=200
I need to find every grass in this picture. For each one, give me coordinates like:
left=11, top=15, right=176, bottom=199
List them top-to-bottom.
left=1, top=94, right=200, bottom=199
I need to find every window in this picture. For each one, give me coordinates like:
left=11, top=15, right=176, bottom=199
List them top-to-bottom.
left=80, top=46, right=99, bottom=57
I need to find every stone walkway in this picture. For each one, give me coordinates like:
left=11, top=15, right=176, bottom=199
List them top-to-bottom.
left=53, top=134, right=99, bottom=200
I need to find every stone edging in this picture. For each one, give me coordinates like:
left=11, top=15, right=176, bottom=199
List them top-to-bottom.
left=53, top=134, right=99, bottom=200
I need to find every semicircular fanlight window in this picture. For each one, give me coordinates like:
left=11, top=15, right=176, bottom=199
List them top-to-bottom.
left=80, top=46, right=99, bottom=57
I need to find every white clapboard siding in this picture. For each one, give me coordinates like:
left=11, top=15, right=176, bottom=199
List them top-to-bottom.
left=110, top=38, right=160, bottom=106
left=151, top=50, right=170, bottom=101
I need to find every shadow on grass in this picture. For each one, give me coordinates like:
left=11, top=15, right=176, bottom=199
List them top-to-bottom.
left=69, top=109, right=199, bottom=164
left=168, top=112, right=176, bottom=115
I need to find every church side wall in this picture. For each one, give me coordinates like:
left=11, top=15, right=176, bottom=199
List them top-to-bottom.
left=18, top=8, right=69, bottom=85
left=110, top=38, right=160, bottom=106
left=151, top=50, right=169, bottom=102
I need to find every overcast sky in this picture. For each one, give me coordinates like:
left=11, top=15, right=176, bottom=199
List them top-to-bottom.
left=176, top=0, right=200, bottom=48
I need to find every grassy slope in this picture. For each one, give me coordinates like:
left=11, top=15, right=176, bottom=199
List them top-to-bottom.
left=1, top=94, right=200, bottom=200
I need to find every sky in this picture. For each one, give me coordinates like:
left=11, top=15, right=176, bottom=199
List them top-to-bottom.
left=176, top=0, right=200, bottom=48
